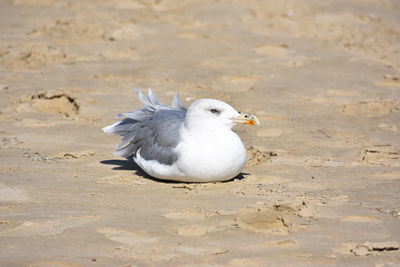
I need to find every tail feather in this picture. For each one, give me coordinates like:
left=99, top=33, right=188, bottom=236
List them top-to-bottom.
left=135, top=88, right=160, bottom=110
left=147, top=88, right=160, bottom=106
left=103, top=89, right=187, bottom=158
left=172, top=92, right=186, bottom=111
left=119, top=109, right=154, bottom=121
left=103, top=118, right=137, bottom=135
left=102, top=122, right=121, bottom=134
left=113, top=144, right=135, bottom=158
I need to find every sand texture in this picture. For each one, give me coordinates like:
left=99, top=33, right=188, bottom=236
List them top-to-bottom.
left=0, top=0, right=400, bottom=266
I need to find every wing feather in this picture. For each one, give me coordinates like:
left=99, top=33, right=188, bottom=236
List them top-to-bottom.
left=103, top=89, right=186, bottom=165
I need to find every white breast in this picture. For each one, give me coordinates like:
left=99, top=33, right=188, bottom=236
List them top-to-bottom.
left=135, top=126, right=247, bottom=183
left=174, top=127, right=247, bottom=182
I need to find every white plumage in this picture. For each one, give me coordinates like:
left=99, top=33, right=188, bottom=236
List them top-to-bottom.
left=103, top=90, right=259, bottom=182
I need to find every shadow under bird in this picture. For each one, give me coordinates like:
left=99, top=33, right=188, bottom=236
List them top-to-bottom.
left=103, top=89, right=260, bottom=182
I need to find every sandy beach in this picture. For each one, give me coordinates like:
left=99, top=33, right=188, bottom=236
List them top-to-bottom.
left=0, top=0, right=399, bottom=266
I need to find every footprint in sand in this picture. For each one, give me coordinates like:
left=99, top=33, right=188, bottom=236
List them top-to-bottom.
left=0, top=43, right=74, bottom=69
left=18, top=92, right=79, bottom=117
left=342, top=100, right=399, bottom=117
left=360, top=145, right=400, bottom=167
left=246, top=146, right=276, bottom=167
left=236, top=203, right=314, bottom=234
left=235, top=207, right=292, bottom=235
left=164, top=208, right=237, bottom=236
left=163, top=209, right=219, bottom=236
left=96, top=227, right=159, bottom=246
left=342, top=241, right=400, bottom=256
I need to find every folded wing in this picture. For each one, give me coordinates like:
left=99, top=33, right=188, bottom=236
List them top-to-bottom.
left=103, top=89, right=186, bottom=165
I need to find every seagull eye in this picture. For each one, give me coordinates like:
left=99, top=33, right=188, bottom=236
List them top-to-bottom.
left=210, top=108, right=220, bottom=114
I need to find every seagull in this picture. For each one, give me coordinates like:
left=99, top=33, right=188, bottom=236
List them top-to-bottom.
left=103, top=89, right=260, bottom=182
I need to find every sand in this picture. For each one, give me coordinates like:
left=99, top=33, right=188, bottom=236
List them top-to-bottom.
left=0, top=0, right=399, bottom=266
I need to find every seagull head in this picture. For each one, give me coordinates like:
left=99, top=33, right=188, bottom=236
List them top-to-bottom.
left=185, top=99, right=260, bottom=130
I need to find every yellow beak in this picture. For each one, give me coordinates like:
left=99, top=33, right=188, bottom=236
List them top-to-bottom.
left=231, top=113, right=260, bottom=126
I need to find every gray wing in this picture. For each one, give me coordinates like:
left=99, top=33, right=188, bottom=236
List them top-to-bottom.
left=103, top=89, right=186, bottom=165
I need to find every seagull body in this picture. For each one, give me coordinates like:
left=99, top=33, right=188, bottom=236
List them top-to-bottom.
left=103, top=90, right=259, bottom=182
